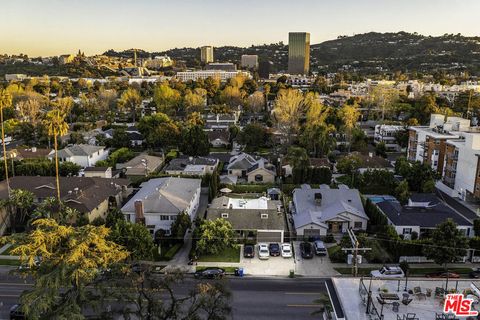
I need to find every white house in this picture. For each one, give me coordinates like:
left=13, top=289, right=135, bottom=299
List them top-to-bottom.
left=49, top=144, right=108, bottom=168
left=121, top=177, right=201, bottom=235
left=292, top=184, right=368, bottom=237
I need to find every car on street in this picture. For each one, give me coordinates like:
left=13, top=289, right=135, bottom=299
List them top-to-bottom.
left=313, top=240, right=327, bottom=256
left=300, top=242, right=314, bottom=259
left=258, top=243, right=270, bottom=260
left=269, top=243, right=281, bottom=257
left=281, top=243, right=292, bottom=258
left=244, top=245, right=255, bottom=258
left=370, top=266, right=405, bottom=278
left=194, top=267, right=226, bottom=279
left=470, top=268, right=480, bottom=278
left=425, top=271, right=460, bottom=279
left=10, top=304, right=25, bottom=320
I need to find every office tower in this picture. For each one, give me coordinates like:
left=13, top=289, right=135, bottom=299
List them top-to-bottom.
left=288, top=32, right=310, bottom=75
left=200, top=46, right=214, bottom=63
left=241, top=55, right=259, bottom=69
left=258, top=60, right=272, bottom=79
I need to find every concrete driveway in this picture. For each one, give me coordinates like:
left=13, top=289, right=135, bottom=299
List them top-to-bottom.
left=293, top=241, right=340, bottom=277
left=240, top=245, right=295, bottom=276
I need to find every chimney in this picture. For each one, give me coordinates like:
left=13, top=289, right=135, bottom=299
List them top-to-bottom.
left=314, top=192, right=322, bottom=206
left=134, top=200, right=145, bottom=225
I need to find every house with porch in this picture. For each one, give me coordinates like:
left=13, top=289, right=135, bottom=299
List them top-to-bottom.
left=226, top=153, right=276, bottom=184
left=291, top=184, right=368, bottom=237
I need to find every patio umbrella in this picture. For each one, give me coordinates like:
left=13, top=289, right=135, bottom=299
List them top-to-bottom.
left=220, top=188, right=232, bottom=193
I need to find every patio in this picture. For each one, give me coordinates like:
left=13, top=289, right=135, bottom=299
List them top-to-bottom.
left=333, top=277, right=480, bottom=320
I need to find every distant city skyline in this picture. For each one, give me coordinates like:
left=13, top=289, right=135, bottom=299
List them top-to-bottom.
left=1, top=0, right=479, bottom=56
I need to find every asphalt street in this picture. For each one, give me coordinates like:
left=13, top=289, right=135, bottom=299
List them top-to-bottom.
left=0, top=266, right=329, bottom=320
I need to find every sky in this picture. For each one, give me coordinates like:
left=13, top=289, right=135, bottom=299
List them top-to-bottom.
left=1, top=0, right=479, bottom=56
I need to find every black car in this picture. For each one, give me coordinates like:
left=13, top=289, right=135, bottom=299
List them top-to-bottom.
left=300, top=242, right=314, bottom=259
left=269, top=243, right=281, bottom=257
left=244, top=245, right=255, bottom=258
left=194, top=268, right=226, bottom=279
left=470, top=268, right=480, bottom=278
left=10, top=304, right=25, bottom=320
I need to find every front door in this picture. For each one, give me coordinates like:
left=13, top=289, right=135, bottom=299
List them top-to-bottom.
left=329, top=222, right=341, bottom=233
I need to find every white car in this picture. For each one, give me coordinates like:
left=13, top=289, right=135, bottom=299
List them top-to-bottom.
left=258, top=243, right=270, bottom=260
left=281, top=243, right=292, bottom=258
left=370, top=266, right=405, bottom=278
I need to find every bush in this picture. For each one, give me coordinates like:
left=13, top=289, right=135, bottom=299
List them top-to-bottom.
left=324, top=233, right=335, bottom=243
left=327, top=245, right=346, bottom=263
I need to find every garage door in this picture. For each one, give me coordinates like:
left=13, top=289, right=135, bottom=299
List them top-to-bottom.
left=303, top=229, right=320, bottom=237
left=257, top=231, right=282, bottom=243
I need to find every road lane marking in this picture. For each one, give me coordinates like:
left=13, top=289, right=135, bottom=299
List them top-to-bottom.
left=284, top=292, right=322, bottom=295
left=0, top=294, right=20, bottom=297
left=287, top=304, right=321, bottom=307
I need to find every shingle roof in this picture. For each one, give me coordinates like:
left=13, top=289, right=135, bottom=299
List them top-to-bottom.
left=55, top=144, right=105, bottom=158
left=227, top=153, right=258, bottom=170
left=116, top=154, right=164, bottom=176
left=165, top=156, right=218, bottom=171
left=0, top=176, right=129, bottom=213
left=121, top=177, right=201, bottom=214
left=292, top=186, right=368, bottom=228
left=376, top=196, right=472, bottom=228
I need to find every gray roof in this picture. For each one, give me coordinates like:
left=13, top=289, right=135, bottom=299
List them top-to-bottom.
left=55, top=144, right=105, bottom=158
left=227, top=153, right=258, bottom=170
left=116, top=154, right=164, bottom=175
left=165, top=156, right=218, bottom=171
left=121, top=177, right=201, bottom=214
left=292, top=185, right=368, bottom=228
left=376, top=195, right=472, bottom=228
left=206, top=196, right=284, bottom=231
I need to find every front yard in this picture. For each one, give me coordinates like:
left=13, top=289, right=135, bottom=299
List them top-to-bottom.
left=197, top=246, right=241, bottom=263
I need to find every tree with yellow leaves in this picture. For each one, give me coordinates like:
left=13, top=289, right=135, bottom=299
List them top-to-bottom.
left=119, top=87, right=142, bottom=123
left=273, top=88, right=306, bottom=144
left=0, top=89, right=12, bottom=197
left=184, top=89, right=205, bottom=114
left=246, top=91, right=265, bottom=113
left=338, top=103, right=361, bottom=152
left=7, top=218, right=129, bottom=319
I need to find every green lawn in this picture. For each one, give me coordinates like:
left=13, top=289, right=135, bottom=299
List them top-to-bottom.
left=154, top=243, right=183, bottom=261
left=198, top=247, right=240, bottom=263
left=0, top=259, right=20, bottom=266
left=196, top=266, right=238, bottom=273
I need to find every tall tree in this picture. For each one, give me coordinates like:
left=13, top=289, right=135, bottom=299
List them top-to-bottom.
left=153, top=83, right=181, bottom=116
left=119, top=88, right=142, bottom=123
left=273, top=88, right=306, bottom=144
left=0, top=89, right=12, bottom=197
left=246, top=91, right=265, bottom=113
left=338, top=103, right=360, bottom=152
left=44, top=109, right=69, bottom=202
left=180, top=125, right=210, bottom=156
left=286, top=146, right=310, bottom=171
left=7, top=218, right=129, bottom=319
left=196, top=219, right=235, bottom=255
left=108, top=220, right=154, bottom=260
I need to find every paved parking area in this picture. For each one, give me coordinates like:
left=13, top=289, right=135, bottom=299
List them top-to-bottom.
left=293, top=241, right=340, bottom=277
left=240, top=245, right=295, bottom=276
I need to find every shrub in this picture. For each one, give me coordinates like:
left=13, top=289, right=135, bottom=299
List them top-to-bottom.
left=324, top=233, right=335, bottom=243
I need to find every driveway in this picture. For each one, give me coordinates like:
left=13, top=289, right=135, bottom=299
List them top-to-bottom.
left=293, top=241, right=340, bottom=277
left=240, top=245, right=295, bottom=276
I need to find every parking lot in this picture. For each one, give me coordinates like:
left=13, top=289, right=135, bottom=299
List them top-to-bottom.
left=293, top=241, right=340, bottom=277
left=240, top=244, right=295, bottom=276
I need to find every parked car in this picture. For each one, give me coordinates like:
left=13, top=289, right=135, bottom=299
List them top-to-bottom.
left=313, top=240, right=327, bottom=256
left=300, top=242, right=314, bottom=259
left=258, top=243, right=270, bottom=260
left=269, top=243, right=281, bottom=257
left=281, top=243, right=292, bottom=258
left=244, top=245, right=255, bottom=258
left=370, top=266, right=405, bottom=278
left=194, top=267, right=226, bottom=279
left=470, top=268, right=480, bottom=278
left=425, top=271, right=460, bottom=279
left=10, top=304, right=25, bottom=320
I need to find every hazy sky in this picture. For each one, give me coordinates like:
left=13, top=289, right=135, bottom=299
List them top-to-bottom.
left=1, top=0, right=479, bottom=56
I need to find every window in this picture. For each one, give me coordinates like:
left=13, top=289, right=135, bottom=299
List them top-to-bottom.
left=255, top=174, right=263, bottom=182
left=221, top=213, right=229, bottom=218
left=261, top=213, right=268, bottom=219
left=160, top=215, right=169, bottom=221
left=170, top=216, right=177, bottom=221
left=354, top=222, right=362, bottom=229
left=403, top=228, right=412, bottom=235
left=165, top=229, right=171, bottom=236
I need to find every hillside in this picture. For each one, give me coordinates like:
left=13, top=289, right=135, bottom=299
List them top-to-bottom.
left=104, top=32, right=480, bottom=76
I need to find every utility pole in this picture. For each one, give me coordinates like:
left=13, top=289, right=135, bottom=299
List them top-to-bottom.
left=341, top=228, right=371, bottom=277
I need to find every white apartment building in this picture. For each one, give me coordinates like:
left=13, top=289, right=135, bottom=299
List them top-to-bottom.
left=241, top=55, right=258, bottom=69
left=175, top=70, right=251, bottom=82
left=374, top=124, right=406, bottom=152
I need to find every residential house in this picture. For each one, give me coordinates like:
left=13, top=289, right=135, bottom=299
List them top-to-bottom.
left=204, top=113, right=239, bottom=131
left=374, top=124, right=406, bottom=152
left=103, top=127, right=144, bottom=147
left=208, top=130, right=230, bottom=148
left=49, top=144, right=108, bottom=168
left=1, top=147, right=52, bottom=161
left=339, top=152, right=394, bottom=173
left=116, top=153, right=164, bottom=178
left=226, top=153, right=276, bottom=184
left=164, top=156, right=219, bottom=176
left=283, top=157, right=330, bottom=177
left=83, top=166, right=117, bottom=178
left=0, top=176, right=129, bottom=222
left=121, top=177, right=201, bottom=235
left=292, top=184, right=368, bottom=237
left=373, top=193, right=474, bottom=238
left=206, top=196, right=285, bottom=242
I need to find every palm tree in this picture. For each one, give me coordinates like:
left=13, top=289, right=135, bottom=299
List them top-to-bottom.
left=0, top=89, right=12, bottom=197
left=44, top=109, right=69, bottom=202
